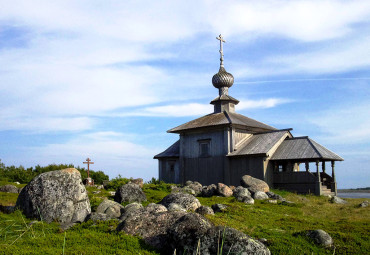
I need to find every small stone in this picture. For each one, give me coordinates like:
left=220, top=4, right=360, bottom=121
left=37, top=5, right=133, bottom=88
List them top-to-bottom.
left=185, top=180, right=193, bottom=186
left=217, top=183, right=233, bottom=197
left=201, top=184, right=217, bottom=197
left=96, top=185, right=104, bottom=189
left=233, top=186, right=251, bottom=201
left=92, top=190, right=101, bottom=194
left=108, top=191, right=116, bottom=196
left=253, top=191, right=269, bottom=200
left=266, top=191, right=284, bottom=201
left=242, top=196, right=255, bottom=205
left=330, top=196, right=347, bottom=204
left=268, top=200, right=278, bottom=204
left=359, top=200, right=369, bottom=208
left=211, top=203, right=228, bottom=213
left=195, top=206, right=214, bottom=215
left=307, top=229, right=333, bottom=247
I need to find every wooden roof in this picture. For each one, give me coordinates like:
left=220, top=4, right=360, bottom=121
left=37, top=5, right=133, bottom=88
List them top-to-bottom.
left=168, top=111, right=276, bottom=133
left=228, top=130, right=289, bottom=157
left=270, top=137, right=344, bottom=161
left=153, top=140, right=180, bottom=159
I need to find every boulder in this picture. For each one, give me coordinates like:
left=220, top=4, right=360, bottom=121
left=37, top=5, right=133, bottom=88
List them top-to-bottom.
left=16, top=168, right=91, bottom=224
left=241, top=175, right=270, bottom=193
left=185, top=180, right=193, bottom=186
left=187, top=182, right=203, bottom=196
left=114, top=183, right=146, bottom=204
left=217, top=183, right=233, bottom=197
left=0, top=184, right=19, bottom=193
left=201, top=184, right=217, bottom=197
left=95, top=185, right=104, bottom=189
left=171, top=186, right=196, bottom=196
left=233, top=186, right=251, bottom=201
left=253, top=191, right=269, bottom=200
left=266, top=191, right=284, bottom=201
left=160, top=193, right=201, bottom=211
left=242, top=196, right=255, bottom=205
left=330, top=196, right=347, bottom=204
left=96, top=200, right=124, bottom=218
left=268, top=200, right=278, bottom=204
left=359, top=200, right=369, bottom=208
left=120, top=202, right=144, bottom=221
left=146, top=203, right=167, bottom=214
left=168, top=203, right=187, bottom=212
left=211, top=204, right=228, bottom=213
left=195, top=206, right=214, bottom=215
left=117, top=210, right=188, bottom=251
left=168, top=213, right=214, bottom=252
left=197, top=226, right=270, bottom=255
left=307, top=229, right=333, bottom=247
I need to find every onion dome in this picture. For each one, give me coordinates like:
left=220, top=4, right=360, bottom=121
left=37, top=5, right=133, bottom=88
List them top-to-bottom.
left=212, top=66, right=234, bottom=89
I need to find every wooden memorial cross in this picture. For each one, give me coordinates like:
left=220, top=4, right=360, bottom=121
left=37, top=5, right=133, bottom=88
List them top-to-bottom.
left=83, top=158, right=94, bottom=178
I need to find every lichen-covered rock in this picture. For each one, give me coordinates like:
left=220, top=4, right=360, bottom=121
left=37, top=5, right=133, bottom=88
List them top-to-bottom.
left=16, top=168, right=91, bottom=224
left=241, top=175, right=270, bottom=193
left=129, top=178, right=143, bottom=188
left=186, top=181, right=203, bottom=196
left=114, top=183, right=146, bottom=203
left=217, top=183, right=233, bottom=197
left=0, top=184, right=19, bottom=193
left=201, top=184, right=217, bottom=197
left=171, top=186, right=196, bottom=196
left=233, top=186, right=251, bottom=201
left=253, top=191, right=269, bottom=200
left=266, top=191, right=284, bottom=201
left=160, top=193, right=201, bottom=211
left=242, top=196, right=255, bottom=205
left=330, top=196, right=347, bottom=204
left=96, top=200, right=124, bottom=218
left=359, top=200, right=369, bottom=208
left=120, top=202, right=144, bottom=221
left=146, top=203, right=167, bottom=214
left=168, top=203, right=187, bottom=212
left=211, top=204, right=228, bottom=213
left=195, top=206, right=214, bottom=215
left=117, top=210, right=188, bottom=251
left=87, top=212, right=110, bottom=221
left=168, top=213, right=214, bottom=252
left=307, top=229, right=333, bottom=247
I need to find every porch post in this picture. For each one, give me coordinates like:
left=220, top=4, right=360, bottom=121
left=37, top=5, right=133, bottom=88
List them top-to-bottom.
left=315, top=160, right=322, bottom=196
left=331, top=160, right=337, bottom=195
left=305, top=161, right=309, bottom=172
left=316, top=161, right=321, bottom=182
left=322, top=161, right=326, bottom=173
left=331, top=161, right=336, bottom=182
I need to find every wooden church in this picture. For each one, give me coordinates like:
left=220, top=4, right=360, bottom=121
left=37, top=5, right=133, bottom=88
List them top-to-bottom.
left=154, top=35, right=343, bottom=196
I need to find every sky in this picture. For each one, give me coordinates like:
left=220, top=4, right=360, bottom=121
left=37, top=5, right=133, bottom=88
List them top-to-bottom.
left=0, top=0, right=369, bottom=188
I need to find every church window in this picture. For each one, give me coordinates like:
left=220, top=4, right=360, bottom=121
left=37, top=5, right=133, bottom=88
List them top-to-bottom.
left=198, top=139, right=211, bottom=157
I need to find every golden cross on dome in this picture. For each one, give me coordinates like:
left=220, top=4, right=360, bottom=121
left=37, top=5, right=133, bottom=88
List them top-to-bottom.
left=216, top=34, right=226, bottom=67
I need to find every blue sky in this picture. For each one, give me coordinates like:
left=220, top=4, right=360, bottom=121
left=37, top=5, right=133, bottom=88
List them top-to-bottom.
left=0, top=0, right=369, bottom=188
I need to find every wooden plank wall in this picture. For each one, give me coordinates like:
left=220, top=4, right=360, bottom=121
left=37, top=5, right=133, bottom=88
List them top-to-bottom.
left=229, top=157, right=264, bottom=186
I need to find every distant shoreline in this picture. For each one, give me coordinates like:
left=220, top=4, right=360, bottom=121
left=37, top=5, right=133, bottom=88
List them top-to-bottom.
left=338, top=189, right=370, bottom=193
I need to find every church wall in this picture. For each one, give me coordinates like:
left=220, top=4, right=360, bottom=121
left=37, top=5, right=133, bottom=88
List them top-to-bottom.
left=229, top=156, right=264, bottom=186
left=158, top=158, right=180, bottom=184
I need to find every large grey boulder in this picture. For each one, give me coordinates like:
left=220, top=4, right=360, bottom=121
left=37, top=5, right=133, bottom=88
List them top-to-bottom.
left=16, top=168, right=91, bottom=224
left=241, top=175, right=270, bottom=193
left=186, top=181, right=203, bottom=196
left=114, top=183, right=146, bottom=203
left=217, top=183, right=233, bottom=197
left=0, top=184, right=19, bottom=193
left=233, top=186, right=251, bottom=201
left=160, top=193, right=201, bottom=211
left=330, top=196, right=347, bottom=204
left=96, top=200, right=124, bottom=218
left=120, top=202, right=144, bottom=221
left=146, top=203, right=168, bottom=214
left=117, top=210, right=188, bottom=251
left=87, top=212, right=110, bottom=222
left=307, top=229, right=333, bottom=247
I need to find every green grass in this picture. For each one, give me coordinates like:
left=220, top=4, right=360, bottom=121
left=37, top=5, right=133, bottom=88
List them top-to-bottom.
left=1, top=181, right=369, bottom=254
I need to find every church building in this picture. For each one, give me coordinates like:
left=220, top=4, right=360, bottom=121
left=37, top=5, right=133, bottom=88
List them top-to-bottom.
left=154, top=35, right=343, bottom=196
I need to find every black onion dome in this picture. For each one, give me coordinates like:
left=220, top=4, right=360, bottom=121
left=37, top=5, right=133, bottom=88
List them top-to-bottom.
left=212, top=67, right=234, bottom=88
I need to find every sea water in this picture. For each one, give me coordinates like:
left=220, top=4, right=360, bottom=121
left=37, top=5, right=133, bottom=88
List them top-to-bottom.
left=337, top=193, right=370, bottom=199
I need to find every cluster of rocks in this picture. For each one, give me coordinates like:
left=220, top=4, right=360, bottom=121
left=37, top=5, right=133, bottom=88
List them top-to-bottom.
left=173, top=175, right=285, bottom=207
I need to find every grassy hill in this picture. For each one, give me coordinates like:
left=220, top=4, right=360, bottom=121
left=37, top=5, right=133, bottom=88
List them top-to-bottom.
left=1, top=182, right=369, bottom=254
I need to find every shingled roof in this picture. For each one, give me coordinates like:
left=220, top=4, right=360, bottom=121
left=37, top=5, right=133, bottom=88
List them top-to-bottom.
left=168, top=111, right=276, bottom=133
left=228, top=130, right=290, bottom=157
left=270, top=137, right=344, bottom=161
left=153, top=140, right=180, bottom=159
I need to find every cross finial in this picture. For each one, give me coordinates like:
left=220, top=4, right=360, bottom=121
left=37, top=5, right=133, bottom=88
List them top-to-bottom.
left=216, top=34, right=226, bottom=68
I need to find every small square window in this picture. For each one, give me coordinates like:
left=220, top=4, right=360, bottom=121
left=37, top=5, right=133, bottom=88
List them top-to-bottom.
left=199, top=141, right=210, bottom=157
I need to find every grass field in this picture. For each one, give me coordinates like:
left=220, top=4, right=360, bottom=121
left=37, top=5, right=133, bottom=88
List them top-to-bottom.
left=0, top=182, right=369, bottom=254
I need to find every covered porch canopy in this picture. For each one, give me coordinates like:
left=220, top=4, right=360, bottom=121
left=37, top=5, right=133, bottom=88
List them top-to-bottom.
left=270, top=136, right=343, bottom=195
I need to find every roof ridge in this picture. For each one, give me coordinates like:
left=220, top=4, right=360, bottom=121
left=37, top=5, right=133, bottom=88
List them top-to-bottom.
left=307, top=137, right=323, bottom=159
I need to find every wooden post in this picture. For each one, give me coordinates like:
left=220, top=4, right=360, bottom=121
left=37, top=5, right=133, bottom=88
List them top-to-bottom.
left=316, top=160, right=320, bottom=182
left=305, top=161, right=309, bottom=172
left=322, top=161, right=326, bottom=173
left=331, top=161, right=336, bottom=182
